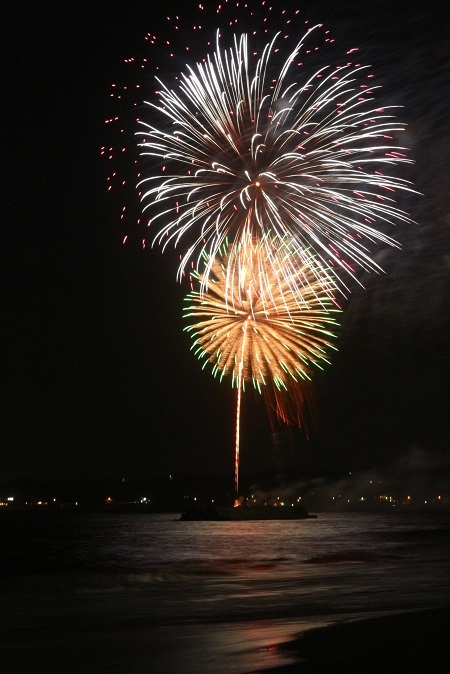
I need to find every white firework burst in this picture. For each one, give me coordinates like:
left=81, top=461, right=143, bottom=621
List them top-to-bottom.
left=137, top=27, right=415, bottom=296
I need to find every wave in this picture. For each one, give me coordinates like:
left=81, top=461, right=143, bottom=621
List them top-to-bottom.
left=303, top=549, right=399, bottom=564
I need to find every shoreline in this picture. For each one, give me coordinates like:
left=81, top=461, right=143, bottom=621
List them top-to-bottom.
left=255, top=606, right=450, bottom=673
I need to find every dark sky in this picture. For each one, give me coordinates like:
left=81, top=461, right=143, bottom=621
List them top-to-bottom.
left=3, top=1, right=449, bottom=483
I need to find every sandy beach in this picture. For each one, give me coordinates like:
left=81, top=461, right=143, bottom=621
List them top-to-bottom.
left=260, top=607, right=450, bottom=673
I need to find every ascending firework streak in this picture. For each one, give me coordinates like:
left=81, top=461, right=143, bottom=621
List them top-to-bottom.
left=137, top=27, right=415, bottom=298
left=184, top=237, right=341, bottom=499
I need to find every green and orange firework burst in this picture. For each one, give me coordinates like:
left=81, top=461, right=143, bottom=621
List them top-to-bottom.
left=184, top=237, right=341, bottom=496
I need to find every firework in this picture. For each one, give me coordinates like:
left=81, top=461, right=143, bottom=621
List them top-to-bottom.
left=103, top=2, right=415, bottom=495
left=135, top=22, right=414, bottom=295
left=184, top=237, right=340, bottom=496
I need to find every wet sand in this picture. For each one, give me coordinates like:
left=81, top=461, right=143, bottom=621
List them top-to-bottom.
left=1, top=604, right=449, bottom=673
left=259, top=607, right=450, bottom=673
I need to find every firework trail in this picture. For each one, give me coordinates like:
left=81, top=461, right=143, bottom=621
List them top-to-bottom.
left=184, top=237, right=340, bottom=496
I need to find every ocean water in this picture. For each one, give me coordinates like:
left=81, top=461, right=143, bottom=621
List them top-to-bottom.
left=1, top=511, right=449, bottom=673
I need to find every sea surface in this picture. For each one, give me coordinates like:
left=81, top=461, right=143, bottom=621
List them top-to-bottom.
left=1, top=510, right=449, bottom=673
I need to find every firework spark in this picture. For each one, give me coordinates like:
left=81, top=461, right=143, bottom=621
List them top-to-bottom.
left=136, top=25, right=414, bottom=295
left=184, top=238, right=341, bottom=496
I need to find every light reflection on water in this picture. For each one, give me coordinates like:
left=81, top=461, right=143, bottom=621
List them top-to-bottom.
left=1, top=512, right=450, bottom=673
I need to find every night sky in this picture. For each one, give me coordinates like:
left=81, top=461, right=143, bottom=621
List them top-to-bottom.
left=3, top=1, right=449, bottom=484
